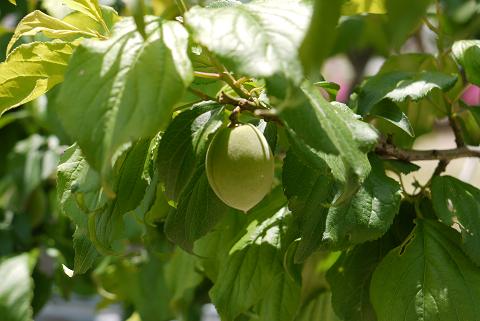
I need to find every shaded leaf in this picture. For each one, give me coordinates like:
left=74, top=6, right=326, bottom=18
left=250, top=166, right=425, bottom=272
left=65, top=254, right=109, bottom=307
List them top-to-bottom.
left=300, top=0, right=342, bottom=78
left=385, top=0, right=431, bottom=47
left=281, top=81, right=376, bottom=183
left=370, top=100, right=414, bottom=137
left=157, top=102, right=224, bottom=202
left=7, top=135, right=61, bottom=208
left=89, top=139, right=151, bottom=253
left=57, top=144, right=104, bottom=273
left=283, top=150, right=333, bottom=262
left=284, top=151, right=401, bottom=256
left=323, top=157, right=401, bottom=249
left=381, top=159, right=420, bottom=175
left=165, top=167, right=231, bottom=252
left=432, top=175, right=480, bottom=265
left=210, top=209, right=289, bottom=321
left=371, top=219, right=480, bottom=321
left=72, top=229, right=99, bottom=275
left=327, top=232, right=397, bottom=321
left=164, top=248, right=203, bottom=313
left=258, top=272, right=301, bottom=321
left=295, top=291, right=341, bottom=321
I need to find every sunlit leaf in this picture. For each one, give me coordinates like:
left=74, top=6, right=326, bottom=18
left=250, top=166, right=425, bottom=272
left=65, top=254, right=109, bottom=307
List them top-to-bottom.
left=186, top=0, right=311, bottom=83
left=342, top=0, right=386, bottom=14
left=7, top=10, right=97, bottom=53
left=56, top=18, right=192, bottom=181
left=0, top=41, right=73, bottom=115
left=0, top=253, right=37, bottom=321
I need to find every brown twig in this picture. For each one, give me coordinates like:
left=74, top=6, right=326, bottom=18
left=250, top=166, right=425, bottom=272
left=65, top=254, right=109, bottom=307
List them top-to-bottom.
left=217, top=91, right=258, bottom=111
left=375, top=139, right=480, bottom=161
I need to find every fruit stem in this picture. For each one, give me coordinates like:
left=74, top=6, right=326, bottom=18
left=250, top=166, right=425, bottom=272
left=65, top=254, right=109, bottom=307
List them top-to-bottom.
left=229, top=106, right=241, bottom=127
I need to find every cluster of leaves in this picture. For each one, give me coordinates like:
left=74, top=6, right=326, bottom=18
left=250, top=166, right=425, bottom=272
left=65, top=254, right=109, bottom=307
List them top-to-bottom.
left=1, top=0, right=480, bottom=321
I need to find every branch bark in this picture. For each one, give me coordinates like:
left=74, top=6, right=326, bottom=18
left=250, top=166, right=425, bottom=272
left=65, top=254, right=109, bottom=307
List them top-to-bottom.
left=375, top=140, right=480, bottom=161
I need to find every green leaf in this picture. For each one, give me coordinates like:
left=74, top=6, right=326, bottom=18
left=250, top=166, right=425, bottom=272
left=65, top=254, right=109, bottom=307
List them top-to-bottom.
left=8, top=0, right=16, bottom=4
left=59, top=0, right=106, bottom=29
left=127, top=0, right=148, bottom=39
left=185, top=0, right=311, bottom=83
left=299, top=0, right=342, bottom=78
left=342, top=0, right=386, bottom=14
left=385, top=0, right=431, bottom=47
left=62, top=6, right=120, bottom=35
left=7, top=10, right=98, bottom=54
left=333, top=14, right=389, bottom=56
left=56, top=17, right=193, bottom=181
left=452, top=40, right=480, bottom=86
left=0, top=41, right=73, bottom=115
left=378, top=53, right=435, bottom=74
left=358, top=71, right=458, bottom=114
left=281, top=81, right=376, bottom=181
left=313, top=81, right=341, bottom=101
left=369, top=100, right=414, bottom=137
left=157, top=102, right=225, bottom=202
left=457, top=108, right=480, bottom=145
left=7, top=135, right=61, bottom=208
left=89, top=139, right=151, bottom=254
left=58, top=140, right=151, bottom=257
left=57, top=144, right=104, bottom=272
left=57, top=144, right=104, bottom=231
left=283, top=150, right=333, bottom=262
left=284, top=152, right=401, bottom=255
left=323, top=157, right=401, bottom=249
left=381, top=159, right=420, bottom=175
left=165, top=167, right=231, bottom=252
left=432, top=176, right=480, bottom=265
left=210, top=208, right=289, bottom=321
left=194, top=210, right=248, bottom=281
left=371, top=219, right=480, bottom=321
left=72, top=229, right=99, bottom=275
left=327, top=232, right=397, bottom=321
left=164, top=248, right=203, bottom=314
left=0, top=253, right=37, bottom=321
left=97, top=256, right=174, bottom=321
left=258, top=272, right=301, bottom=321
left=295, top=291, right=341, bottom=321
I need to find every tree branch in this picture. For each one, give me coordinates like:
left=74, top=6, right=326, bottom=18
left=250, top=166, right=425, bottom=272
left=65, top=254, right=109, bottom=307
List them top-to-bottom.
left=217, top=91, right=258, bottom=111
left=448, top=114, right=465, bottom=147
left=375, top=140, right=480, bottom=161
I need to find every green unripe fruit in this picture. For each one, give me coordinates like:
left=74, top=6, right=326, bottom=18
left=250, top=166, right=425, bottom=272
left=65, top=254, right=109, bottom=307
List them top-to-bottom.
left=206, top=123, right=274, bottom=212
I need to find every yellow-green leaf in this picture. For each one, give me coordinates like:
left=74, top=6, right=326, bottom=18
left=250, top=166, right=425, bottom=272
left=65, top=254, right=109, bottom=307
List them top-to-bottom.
left=8, top=0, right=16, bottom=5
left=59, top=0, right=107, bottom=31
left=342, top=0, right=386, bottom=14
left=7, top=10, right=98, bottom=54
left=0, top=41, right=74, bottom=115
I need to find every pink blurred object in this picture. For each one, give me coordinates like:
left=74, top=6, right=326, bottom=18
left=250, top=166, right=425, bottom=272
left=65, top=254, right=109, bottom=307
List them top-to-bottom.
left=336, top=82, right=351, bottom=103
left=462, top=85, right=480, bottom=105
